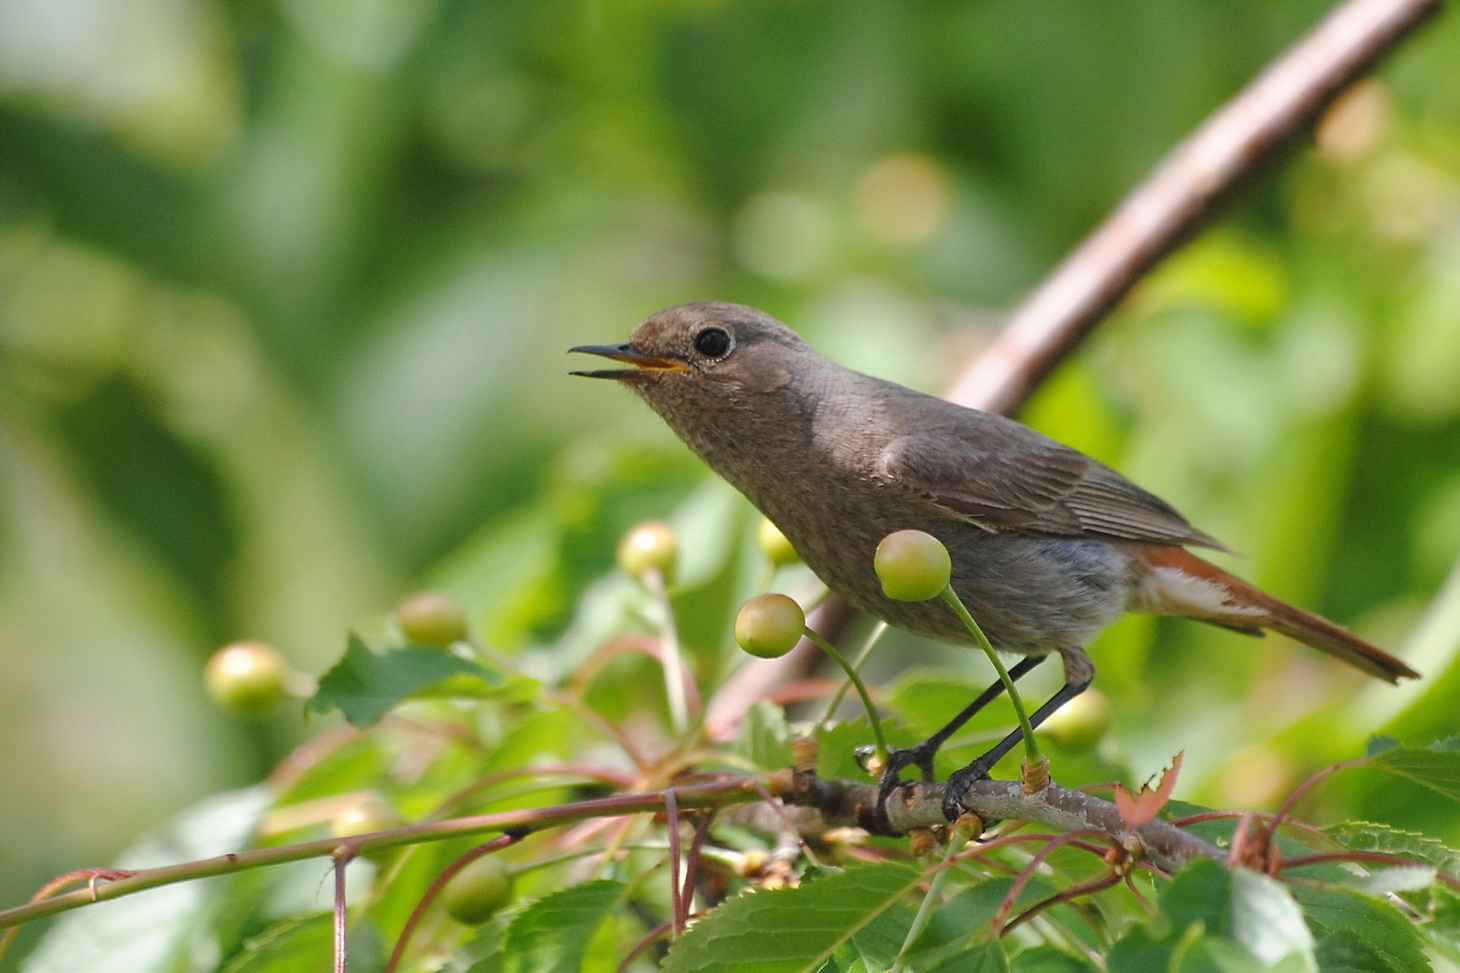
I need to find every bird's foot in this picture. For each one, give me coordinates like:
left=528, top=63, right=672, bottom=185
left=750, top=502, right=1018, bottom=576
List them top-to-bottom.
left=856, top=743, right=938, bottom=832
left=941, top=757, right=996, bottom=822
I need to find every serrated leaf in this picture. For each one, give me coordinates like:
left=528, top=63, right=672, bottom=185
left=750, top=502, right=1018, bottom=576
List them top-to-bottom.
left=307, top=635, right=500, bottom=727
left=735, top=700, right=794, bottom=772
left=1366, top=736, right=1402, bottom=758
left=1365, top=738, right=1460, bottom=804
left=21, top=788, right=271, bottom=973
left=1325, top=822, right=1460, bottom=876
left=1114, top=860, right=1316, bottom=972
left=661, top=862, right=927, bottom=973
left=1356, top=865, right=1437, bottom=895
left=503, top=879, right=626, bottom=973
left=1294, top=885, right=1429, bottom=973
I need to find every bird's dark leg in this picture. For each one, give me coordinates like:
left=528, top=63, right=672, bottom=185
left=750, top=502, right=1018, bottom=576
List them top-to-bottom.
left=941, top=650, right=1094, bottom=821
left=871, top=655, right=1046, bottom=819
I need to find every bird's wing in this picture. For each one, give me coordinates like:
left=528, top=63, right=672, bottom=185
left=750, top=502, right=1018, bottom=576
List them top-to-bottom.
left=875, top=408, right=1227, bottom=550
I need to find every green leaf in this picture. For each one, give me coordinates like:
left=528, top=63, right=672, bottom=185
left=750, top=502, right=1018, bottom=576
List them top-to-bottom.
left=306, top=635, right=500, bottom=727
left=735, top=700, right=794, bottom=772
left=813, top=718, right=921, bottom=785
left=1365, top=736, right=1402, bottom=758
left=1364, top=737, right=1460, bottom=803
left=22, top=788, right=271, bottom=973
left=1325, top=821, right=1460, bottom=876
left=1110, top=860, right=1316, bottom=972
left=661, top=862, right=927, bottom=973
left=1356, top=866, right=1438, bottom=895
left=1225, top=868, right=1315, bottom=969
left=503, top=879, right=627, bottom=973
left=1293, top=885, right=1429, bottom=973
left=1423, top=886, right=1460, bottom=962
left=829, top=903, right=916, bottom=972
left=450, top=912, right=513, bottom=973
left=218, top=914, right=334, bottom=972
left=926, top=940, right=1009, bottom=973
left=1008, top=945, right=1098, bottom=972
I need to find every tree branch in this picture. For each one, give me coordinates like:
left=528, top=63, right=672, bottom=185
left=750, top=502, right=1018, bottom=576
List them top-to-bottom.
left=946, top=0, right=1442, bottom=415
left=778, top=769, right=1224, bottom=874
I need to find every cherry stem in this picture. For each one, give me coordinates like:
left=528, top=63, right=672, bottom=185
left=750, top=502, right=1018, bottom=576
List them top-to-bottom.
left=939, top=586, right=1042, bottom=768
left=800, top=626, right=889, bottom=764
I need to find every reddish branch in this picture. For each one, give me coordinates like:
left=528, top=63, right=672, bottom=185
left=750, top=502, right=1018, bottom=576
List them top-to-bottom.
left=946, top=0, right=1443, bottom=415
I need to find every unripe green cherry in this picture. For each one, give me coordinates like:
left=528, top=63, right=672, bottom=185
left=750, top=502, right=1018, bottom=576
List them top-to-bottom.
left=756, top=518, right=800, bottom=567
left=617, top=520, right=677, bottom=583
left=874, top=530, right=952, bottom=602
left=396, top=591, right=470, bottom=648
left=734, top=593, right=806, bottom=658
left=205, top=641, right=288, bottom=713
left=1041, top=688, right=1112, bottom=751
left=443, top=855, right=515, bottom=924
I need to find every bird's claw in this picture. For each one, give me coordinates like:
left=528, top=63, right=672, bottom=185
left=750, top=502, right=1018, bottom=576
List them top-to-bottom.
left=859, top=743, right=938, bottom=830
left=941, top=758, right=995, bottom=822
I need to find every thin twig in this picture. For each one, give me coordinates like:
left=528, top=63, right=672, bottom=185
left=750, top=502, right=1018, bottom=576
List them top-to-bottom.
left=0, top=778, right=762, bottom=932
left=664, top=788, right=684, bottom=938
left=333, top=850, right=352, bottom=973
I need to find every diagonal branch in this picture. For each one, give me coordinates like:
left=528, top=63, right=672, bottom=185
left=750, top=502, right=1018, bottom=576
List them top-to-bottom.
left=706, top=0, right=1443, bottom=742
left=946, top=0, right=1442, bottom=415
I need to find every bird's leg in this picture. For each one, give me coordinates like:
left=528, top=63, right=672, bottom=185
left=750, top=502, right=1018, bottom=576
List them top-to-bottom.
left=941, top=647, right=1094, bottom=821
left=870, top=655, right=1045, bottom=817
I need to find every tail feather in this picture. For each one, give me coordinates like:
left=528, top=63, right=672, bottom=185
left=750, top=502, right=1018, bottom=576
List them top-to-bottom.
left=1132, top=544, right=1420, bottom=685
left=1259, top=596, right=1419, bottom=684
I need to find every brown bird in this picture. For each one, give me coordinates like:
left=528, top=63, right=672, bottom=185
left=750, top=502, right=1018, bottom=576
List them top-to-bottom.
left=571, top=301, right=1418, bottom=818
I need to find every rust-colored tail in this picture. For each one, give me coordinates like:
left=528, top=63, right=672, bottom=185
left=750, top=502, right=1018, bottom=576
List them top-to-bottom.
left=1132, top=545, right=1420, bottom=684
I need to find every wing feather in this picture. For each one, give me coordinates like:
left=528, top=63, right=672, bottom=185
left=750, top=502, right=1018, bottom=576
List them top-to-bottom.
left=873, top=400, right=1226, bottom=550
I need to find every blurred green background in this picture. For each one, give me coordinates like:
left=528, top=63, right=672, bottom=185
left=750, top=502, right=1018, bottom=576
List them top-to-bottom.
left=2, top=0, right=1459, bottom=956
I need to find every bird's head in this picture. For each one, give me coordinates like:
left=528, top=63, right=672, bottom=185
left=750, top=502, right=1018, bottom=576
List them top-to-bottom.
left=570, top=301, right=812, bottom=422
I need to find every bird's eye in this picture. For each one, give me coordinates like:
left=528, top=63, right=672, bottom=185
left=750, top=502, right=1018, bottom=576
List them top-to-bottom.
left=693, top=327, right=732, bottom=359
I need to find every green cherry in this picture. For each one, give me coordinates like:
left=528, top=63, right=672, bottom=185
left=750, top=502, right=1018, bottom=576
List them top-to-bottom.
left=874, top=530, right=952, bottom=602
left=734, top=593, right=806, bottom=658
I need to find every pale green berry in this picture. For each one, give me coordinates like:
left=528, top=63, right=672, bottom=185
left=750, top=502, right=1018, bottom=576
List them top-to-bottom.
left=756, top=518, right=800, bottom=567
left=617, top=520, right=677, bottom=583
left=874, top=530, right=952, bottom=602
left=396, top=591, right=469, bottom=648
left=734, top=593, right=806, bottom=658
left=205, top=641, right=288, bottom=713
left=443, top=856, right=515, bottom=924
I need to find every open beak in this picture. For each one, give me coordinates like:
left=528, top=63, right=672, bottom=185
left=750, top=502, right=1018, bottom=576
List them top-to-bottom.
left=569, top=343, right=689, bottom=383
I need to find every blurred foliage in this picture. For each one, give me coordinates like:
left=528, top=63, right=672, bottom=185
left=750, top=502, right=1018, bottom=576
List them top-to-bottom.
left=2, top=0, right=1460, bottom=968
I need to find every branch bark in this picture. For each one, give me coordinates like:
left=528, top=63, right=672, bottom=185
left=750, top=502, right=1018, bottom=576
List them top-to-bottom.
left=945, top=0, right=1442, bottom=415
left=779, top=769, right=1224, bottom=874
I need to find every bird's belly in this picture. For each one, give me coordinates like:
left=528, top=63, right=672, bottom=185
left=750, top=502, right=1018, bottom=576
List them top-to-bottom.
left=766, top=491, right=1135, bottom=654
